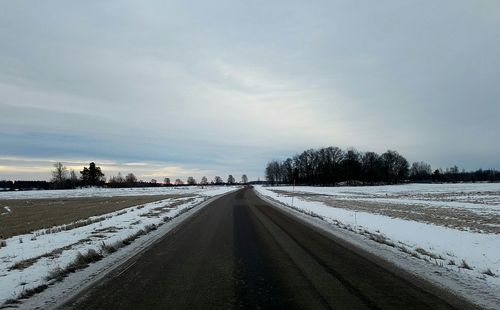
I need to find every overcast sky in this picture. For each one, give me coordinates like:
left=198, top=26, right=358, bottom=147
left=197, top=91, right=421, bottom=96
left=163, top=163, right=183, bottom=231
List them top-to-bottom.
left=1, top=1, right=499, bottom=181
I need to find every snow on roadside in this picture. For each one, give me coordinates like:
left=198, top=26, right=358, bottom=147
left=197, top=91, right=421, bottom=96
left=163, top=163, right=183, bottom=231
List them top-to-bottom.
left=255, top=185, right=500, bottom=307
left=0, top=186, right=238, bottom=306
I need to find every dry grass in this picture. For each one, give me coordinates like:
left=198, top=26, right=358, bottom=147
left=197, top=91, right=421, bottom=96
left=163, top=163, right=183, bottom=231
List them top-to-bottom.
left=0, top=195, right=187, bottom=238
left=9, top=238, right=92, bottom=271
left=45, top=249, right=103, bottom=282
left=459, top=259, right=473, bottom=270
left=482, top=268, right=497, bottom=277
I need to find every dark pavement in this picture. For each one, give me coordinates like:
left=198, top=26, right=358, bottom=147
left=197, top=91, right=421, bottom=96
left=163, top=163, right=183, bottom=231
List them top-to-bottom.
left=62, top=187, right=473, bottom=309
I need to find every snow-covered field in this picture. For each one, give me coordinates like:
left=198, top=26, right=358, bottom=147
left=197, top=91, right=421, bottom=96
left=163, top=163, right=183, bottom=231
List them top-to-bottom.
left=255, top=183, right=500, bottom=308
left=0, top=186, right=238, bottom=306
left=0, top=186, right=232, bottom=200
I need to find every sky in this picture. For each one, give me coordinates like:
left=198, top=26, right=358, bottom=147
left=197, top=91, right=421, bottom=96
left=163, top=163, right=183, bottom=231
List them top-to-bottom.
left=1, top=1, right=499, bottom=182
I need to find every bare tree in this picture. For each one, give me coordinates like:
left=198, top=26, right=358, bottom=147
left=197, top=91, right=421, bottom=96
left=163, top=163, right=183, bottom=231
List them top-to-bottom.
left=51, top=162, right=68, bottom=188
left=410, top=162, right=432, bottom=181
left=109, top=172, right=126, bottom=187
left=125, top=173, right=137, bottom=187
left=241, top=174, right=248, bottom=184
left=227, top=175, right=235, bottom=184
left=187, top=176, right=197, bottom=185
left=200, top=176, right=208, bottom=185
left=213, top=176, right=223, bottom=184
left=164, top=177, right=171, bottom=185
left=175, top=178, right=184, bottom=185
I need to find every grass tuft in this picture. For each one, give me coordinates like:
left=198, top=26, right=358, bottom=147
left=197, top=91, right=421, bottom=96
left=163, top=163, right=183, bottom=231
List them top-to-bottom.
left=415, top=247, right=441, bottom=260
left=459, top=259, right=473, bottom=270
left=481, top=268, right=497, bottom=277
left=18, top=284, right=49, bottom=299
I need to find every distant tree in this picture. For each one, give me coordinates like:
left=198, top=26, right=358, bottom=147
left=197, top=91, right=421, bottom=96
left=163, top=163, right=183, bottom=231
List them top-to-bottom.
left=342, top=148, right=362, bottom=183
left=381, top=150, right=409, bottom=183
left=361, top=152, right=382, bottom=184
left=265, top=161, right=281, bottom=185
left=51, top=162, right=68, bottom=188
left=80, top=162, right=105, bottom=186
left=409, top=162, right=432, bottom=181
left=69, top=169, right=79, bottom=188
left=432, top=169, right=442, bottom=182
left=108, top=172, right=126, bottom=188
left=125, top=173, right=137, bottom=187
left=241, top=174, right=248, bottom=184
left=227, top=175, right=235, bottom=184
left=187, top=176, right=197, bottom=185
left=200, top=176, right=208, bottom=185
left=214, top=176, right=223, bottom=185
left=164, top=177, right=171, bottom=185
left=175, top=178, right=184, bottom=185
left=151, top=179, right=157, bottom=184
left=0, top=180, right=14, bottom=190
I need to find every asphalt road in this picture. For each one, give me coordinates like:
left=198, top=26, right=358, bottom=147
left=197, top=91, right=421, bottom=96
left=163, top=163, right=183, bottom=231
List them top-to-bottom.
left=62, top=187, right=473, bottom=309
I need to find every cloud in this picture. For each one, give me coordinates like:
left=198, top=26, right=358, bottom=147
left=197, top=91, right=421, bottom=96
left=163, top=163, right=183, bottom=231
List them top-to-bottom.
left=1, top=0, right=499, bottom=181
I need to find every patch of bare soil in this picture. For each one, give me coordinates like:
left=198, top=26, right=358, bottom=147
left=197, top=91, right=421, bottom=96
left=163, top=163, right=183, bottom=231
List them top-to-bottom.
left=273, top=190, right=500, bottom=234
left=386, top=191, right=500, bottom=205
left=0, top=194, right=195, bottom=238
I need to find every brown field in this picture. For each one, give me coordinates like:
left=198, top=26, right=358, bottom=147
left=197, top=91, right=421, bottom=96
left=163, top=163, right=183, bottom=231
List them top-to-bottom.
left=272, top=190, right=500, bottom=234
left=0, top=195, right=191, bottom=239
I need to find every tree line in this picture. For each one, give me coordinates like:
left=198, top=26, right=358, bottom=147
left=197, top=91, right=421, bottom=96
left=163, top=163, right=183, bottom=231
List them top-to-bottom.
left=265, top=146, right=500, bottom=185
left=0, top=162, right=250, bottom=191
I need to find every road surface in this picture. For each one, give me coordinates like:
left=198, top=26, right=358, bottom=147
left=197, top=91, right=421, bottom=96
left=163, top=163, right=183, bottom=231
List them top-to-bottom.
left=62, top=187, right=473, bottom=309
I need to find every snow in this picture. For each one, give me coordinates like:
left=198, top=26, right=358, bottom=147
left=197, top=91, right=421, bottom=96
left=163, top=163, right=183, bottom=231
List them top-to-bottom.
left=271, top=183, right=500, bottom=213
left=255, top=184, right=500, bottom=309
left=0, top=186, right=238, bottom=306
left=0, top=186, right=234, bottom=200
left=1, top=206, right=11, bottom=215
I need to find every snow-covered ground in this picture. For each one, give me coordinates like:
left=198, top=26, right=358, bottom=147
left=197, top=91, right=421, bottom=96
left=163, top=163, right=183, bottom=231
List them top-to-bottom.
left=255, top=184, right=500, bottom=308
left=0, top=186, right=238, bottom=306
left=0, top=186, right=233, bottom=200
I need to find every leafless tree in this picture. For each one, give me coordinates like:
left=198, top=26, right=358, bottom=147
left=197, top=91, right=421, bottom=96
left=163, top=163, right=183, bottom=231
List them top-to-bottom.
left=51, top=162, right=68, bottom=187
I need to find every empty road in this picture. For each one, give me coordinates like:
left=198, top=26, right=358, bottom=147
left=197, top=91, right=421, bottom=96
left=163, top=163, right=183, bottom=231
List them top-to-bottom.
left=62, top=187, right=472, bottom=309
